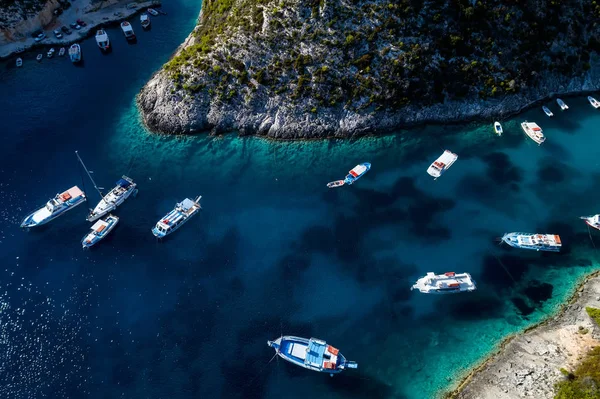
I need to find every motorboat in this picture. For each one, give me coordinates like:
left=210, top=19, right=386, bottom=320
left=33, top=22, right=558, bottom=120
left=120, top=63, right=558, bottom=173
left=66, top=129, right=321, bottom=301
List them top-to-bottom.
left=147, top=8, right=159, bottom=16
left=140, top=13, right=151, bottom=29
left=120, top=21, right=136, bottom=40
left=95, top=29, right=110, bottom=51
left=69, top=44, right=81, bottom=62
left=58, top=47, right=65, bottom=56
left=36, top=54, right=43, bottom=62
left=16, top=57, right=23, bottom=67
left=589, top=96, right=600, bottom=109
left=556, top=98, right=568, bottom=110
left=542, top=106, right=553, bottom=117
left=493, top=121, right=503, bottom=136
left=521, top=121, right=545, bottom=145
left=427, top=150, right=458, bottom=179
left=327, top=162, right=371, bottom=188
left=86, top=176, right=137, bottom=222
left=21, top=186, right=86, bottom=228
left=152, top=196, right=202, bottom=238
left=581, top=214, right=600, bottom=231
left=82, top=215, right=119, bottom=249
left=501, top=232, right=562, bottom=252
left=411, top=272, right=477, bottom=294
left=267, top=336, right=357, bottom=376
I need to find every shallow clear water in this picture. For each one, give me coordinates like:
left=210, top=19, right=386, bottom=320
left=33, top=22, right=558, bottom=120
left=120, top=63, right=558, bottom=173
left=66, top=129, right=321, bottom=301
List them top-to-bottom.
left=1, top=2, right=600, bottom=398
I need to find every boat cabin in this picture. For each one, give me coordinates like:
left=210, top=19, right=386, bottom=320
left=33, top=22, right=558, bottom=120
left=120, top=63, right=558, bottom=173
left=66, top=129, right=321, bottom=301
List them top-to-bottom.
left=154, top=198, right=198, bottom=234
left=287, top=339, right=341, bottom=371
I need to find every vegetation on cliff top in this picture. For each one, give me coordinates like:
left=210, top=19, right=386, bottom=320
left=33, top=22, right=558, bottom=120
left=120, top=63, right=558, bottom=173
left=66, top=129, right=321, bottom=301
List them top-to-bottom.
left=163, top=0, right=600, bottom=113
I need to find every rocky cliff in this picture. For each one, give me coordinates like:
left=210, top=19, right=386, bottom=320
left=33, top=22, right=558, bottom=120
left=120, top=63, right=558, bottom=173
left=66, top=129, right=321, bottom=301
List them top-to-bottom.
left=0, top=0, right=60, bottom=46
left=138, top=0, right=600, bottom=138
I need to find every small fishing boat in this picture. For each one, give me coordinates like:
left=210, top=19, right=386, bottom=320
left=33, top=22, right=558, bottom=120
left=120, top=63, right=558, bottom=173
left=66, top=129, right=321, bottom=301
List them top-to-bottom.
left=147, top=8, right=159, bottom=16
left=140, top=13, right=151, bottom=29
left=120, top=21, right=136, bottom=40
left=95, top=29, right=110, bottom=51
left=69, top=44, right=81, bottom=63
left=58, top=47, right=65, bottom=56
left=46, top=48, right=55, bottom=58
left=36, top=54, right=43, bottom=62
left=16, top=57, right=23, bottom=67
left=589, top=96, right=600, bottom=109
left=556, top=98, right=568, bottom=110
left=542, top=106, right=553, bottom=117
left=493, top=121, right=503, bottom=136
left=520, top=121, right=545, bottom=145
left=427, top=150, right=458, bottom=179
left=327, top=162, right=371, bottom=188
left=86, top=176, right=137, bottom=222
left=326, top=180, right=345, bottom=188
left=21, top=186, right=86, bottom=228
left=152, top=196, right=202, bottom=238
left=581, top=214, right=600, bottom=231
left=82, top=215, right=119, bottom=248
left=501, top=232, right=562, bottom=252
left=411, top=272, right=476, bottom=294
left=267, top=336, right=358, bottom=376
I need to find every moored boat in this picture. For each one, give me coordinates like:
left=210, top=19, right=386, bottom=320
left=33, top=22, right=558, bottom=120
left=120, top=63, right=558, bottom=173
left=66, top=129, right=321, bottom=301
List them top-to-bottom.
left=147, top=8, right=159, bottom=16
left=140, top=13, right=151, bottom=29
left=120, top=21, right=135, bottom=40
left=95, top=29, right=110, bottom=51
left=69, top=44, right=81, bottom=63
left=58, top=47, right=65, bottom=56
left=47, top=48, right=55, bottom=58
left=36, top=54, right=43, bottom=62
left=16, top=57, right=23, bottom=67
left=589, top=96, right=600, bottom=109
left=556, top=98, right=568, bottom=110
left=542, top=106, right=553, bottom=117
left=493, top=121, right=503, bottom=136
left=520, top=121, right=545, bottom=145
left=427, top=150, right=458, bottom=179
left=327, top=162, right=371, bottom=188
left=86, top=176, right=137, bottom=222
left=326, top=180, right=345, bottom=188
left=21, top=186, right=86, bottom=228
left=152, top=196, right=202, bottom=238
left=82, top=214, right=119, bottom=249
left=581, top=214, right=600, bottom=231
left=501, top=232, right=562, bottom=252
left=411, top=272, right=476, bottom=294
left=267, top=336, right=358, bottom=376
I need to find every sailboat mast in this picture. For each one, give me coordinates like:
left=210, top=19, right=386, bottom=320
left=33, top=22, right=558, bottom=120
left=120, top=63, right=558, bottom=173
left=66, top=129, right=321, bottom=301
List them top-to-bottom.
left=75, top=151, right=104, bottom=198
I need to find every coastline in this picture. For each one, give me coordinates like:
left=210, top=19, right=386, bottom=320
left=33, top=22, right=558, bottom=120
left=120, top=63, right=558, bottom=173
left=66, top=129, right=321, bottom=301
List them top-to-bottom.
left=0, top=0, right=161, bottom=60
left=444, top=270, right=600, bottom=399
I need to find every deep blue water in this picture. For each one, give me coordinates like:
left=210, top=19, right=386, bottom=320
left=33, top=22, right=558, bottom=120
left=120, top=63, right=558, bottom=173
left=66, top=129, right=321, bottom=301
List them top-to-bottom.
left=1, top=2, right=600, bottom=398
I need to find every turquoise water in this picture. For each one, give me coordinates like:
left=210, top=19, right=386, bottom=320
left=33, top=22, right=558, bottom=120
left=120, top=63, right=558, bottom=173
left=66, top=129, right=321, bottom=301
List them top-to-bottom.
left=1, top=1, right=600, bottom=397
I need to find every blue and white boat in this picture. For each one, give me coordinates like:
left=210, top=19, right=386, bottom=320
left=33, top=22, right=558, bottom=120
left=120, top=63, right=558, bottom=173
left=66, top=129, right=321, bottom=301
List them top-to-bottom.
left=68, top=44, right=81, bottom=63
left=493, top=121, right=503, bottom=136
left=327, top=162, right=371, bottom=188
left=87, top=176, right=137, bottom=222
left=21, top=186, right=86, bottom=228
left=152, top=196, right=202, bottom=238
left=81, top=214, right=118, bottom=249
left=581, top=214, right=600, bottom=231
left=501, top=232, right=562, bottom=252
left=411, top=272, right=476, bottom=294
left=267, top=336, right=357, bottom=376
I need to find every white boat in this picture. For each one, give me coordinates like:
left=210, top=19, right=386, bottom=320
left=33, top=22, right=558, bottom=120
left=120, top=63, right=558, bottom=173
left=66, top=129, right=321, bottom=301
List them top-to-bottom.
left=147, top=8, right=159, bottom=16
left=140, top=13, right=151, bottom=29
left=120, top=21, right=136, bottom=40
left=95, top=29, right=110, bottom=51
left=69, top=44, right=81, bottom=63
left=58, top=47, right=65, bottom=56
left=47, top=48, right=55, bottom=58
left=36, top=54, right=43, bottom=62
left=16, top=57, right=23, bottom=67
left=589, top=96, right=600, bottom=109
left=556, top=98, right=568, bottom=110
left=542, top=106, right=553, bottom=117
left=493, top=121, right=503, bottom=136
left=520, top=121, right=545, bottom=145
left=427, top=150, right=458, bottom=179
left=86, top=176, right=137, bottom=222
left=21, top=186, right=86, bottom=228
left=152, top=196, right=202, bottom=238
left=581, top=214, right=600, bottom=231
left=82, top=215, right=119, bottom=249
left=501, top=232, right=562, bottom=252
left=411, top=272, right=476, bottom=294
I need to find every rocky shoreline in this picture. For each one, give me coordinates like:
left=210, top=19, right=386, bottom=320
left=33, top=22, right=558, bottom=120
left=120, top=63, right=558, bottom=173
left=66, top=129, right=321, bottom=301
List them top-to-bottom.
left=446, top=271, right=600, bottom=399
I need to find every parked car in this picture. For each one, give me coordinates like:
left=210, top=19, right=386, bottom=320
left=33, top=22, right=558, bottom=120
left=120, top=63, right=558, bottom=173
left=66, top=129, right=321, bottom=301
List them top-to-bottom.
left=76, top=19, right=86, bottom=27
left=70, top=22, right=81, bottom=30
left=61, top=26, right=72, bottom=35
left=31, top=29, right=43, bottom=38
left=53, top=29, right=63, bottom=38
left=34, top=33, right=47, bottom=42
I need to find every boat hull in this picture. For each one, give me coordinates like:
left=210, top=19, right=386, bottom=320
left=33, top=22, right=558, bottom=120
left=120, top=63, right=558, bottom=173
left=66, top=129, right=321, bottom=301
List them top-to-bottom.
left=344, top=162, right=371, bottom=185
left=87, top=183, right=137, bottom=222
left=21, top=196, right=86, bottom=228
left=152, top=196, right=202, bottom=238
left=82, top=215, right=119, bottom=248
left=502, top=232, right=561, bottom=252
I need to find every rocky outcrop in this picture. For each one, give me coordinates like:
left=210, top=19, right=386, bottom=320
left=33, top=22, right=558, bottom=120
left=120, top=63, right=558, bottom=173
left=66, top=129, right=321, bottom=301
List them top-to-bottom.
left=0, top=0, right=60, bottom=46
left=448, top=273, right=600, bottom=399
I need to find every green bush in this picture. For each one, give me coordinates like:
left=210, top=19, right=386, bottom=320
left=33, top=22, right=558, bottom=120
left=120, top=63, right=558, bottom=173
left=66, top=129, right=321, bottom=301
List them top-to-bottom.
left=586, top=307, right=600, bottom=326
left=554, top=347, right=600, bottom=399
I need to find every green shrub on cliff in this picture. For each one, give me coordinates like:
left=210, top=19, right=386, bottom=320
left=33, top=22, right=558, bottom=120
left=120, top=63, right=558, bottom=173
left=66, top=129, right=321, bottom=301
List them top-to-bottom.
left=586, top=307, right=600, bottom=326
left=554, top=347, right=600, bottom=399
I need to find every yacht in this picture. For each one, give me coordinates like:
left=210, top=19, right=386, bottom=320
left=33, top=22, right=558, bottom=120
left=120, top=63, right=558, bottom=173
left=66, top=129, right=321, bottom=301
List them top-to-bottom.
left=147, top=8, right=159, bottom=16
left=140, top=13, right=151, bottom=29
left=120, top=21, right=135, bottom=40
left=95, top=29, right=110, bottom=51
left=69, top=44, right=81, bottom=62
left=58, top=47, right=65, bottom=56
left=47, top=48, right=55, bottom=58
left=36, top=54, right=43, bottom=62
left=16, top=57, right=23, bottom=67
left=589, top=96, right=600, bottom=109
left=556, top=98, right=568, bottom=110
left=542, top=106, right=553, bottom=117
left=493, top=121, right=503, bottom=136
left=521, top=121, right=545, bottom=145
left=427, top=150, right=458, bottom=179
left=327, top=162, right=371, bottom=188
left=87, top=176, right=137, bottom=222
left=21, top=186, right=86, bottom=228
left=152, top=196, right=202, bottom=238
left=581, top=214, right=600, bottom=231
left=82, top=215, right=119, bottom=248
left=501, top=232, right=562, bottom=252
left=411, top=272, right=476, bottom=294
left=267, top=336, right=357, bottom=376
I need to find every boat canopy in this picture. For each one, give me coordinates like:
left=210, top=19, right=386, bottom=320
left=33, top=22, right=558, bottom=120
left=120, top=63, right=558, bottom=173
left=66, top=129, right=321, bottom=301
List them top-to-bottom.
left=349, top=164, right=367, bottom=177
left=116, top=178, right=131, bottom=188
left=180, top=198, right=196, bottom=210
left=91, top=219, right=108, bottom=232
left=306, top=340, right=326, bottom=368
